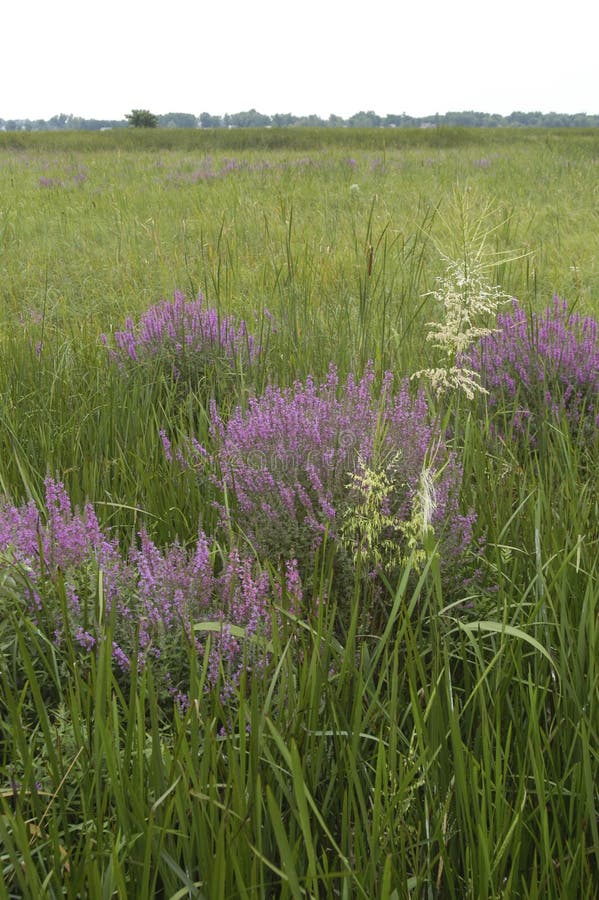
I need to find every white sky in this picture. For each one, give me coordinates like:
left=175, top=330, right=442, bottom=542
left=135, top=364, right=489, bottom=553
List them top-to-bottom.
left=2, top=0, right=598, bottom=120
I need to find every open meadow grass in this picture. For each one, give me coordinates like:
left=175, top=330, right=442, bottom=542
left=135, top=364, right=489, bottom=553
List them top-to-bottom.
left=0, top=127, right=598, bottom=897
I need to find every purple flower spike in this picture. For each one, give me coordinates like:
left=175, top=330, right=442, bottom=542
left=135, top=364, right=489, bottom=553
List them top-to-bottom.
left=103, top=291, right=259, bottom=388
left=462, top=297, right=599, bottom=439
left=191, top=364, right=477, bottom=594
left=0, top=480, right=301, bottom=705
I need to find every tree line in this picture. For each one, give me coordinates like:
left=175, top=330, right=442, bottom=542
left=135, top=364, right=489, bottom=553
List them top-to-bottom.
left=2, top=108, right=598, bottom=132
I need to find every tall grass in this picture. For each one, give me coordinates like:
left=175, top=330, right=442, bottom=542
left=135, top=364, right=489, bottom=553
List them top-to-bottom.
left=0, top=130, right=598, bottom=897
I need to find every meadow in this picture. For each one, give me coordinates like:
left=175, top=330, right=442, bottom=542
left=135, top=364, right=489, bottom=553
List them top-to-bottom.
left=0, top=127, right=598, bottom=897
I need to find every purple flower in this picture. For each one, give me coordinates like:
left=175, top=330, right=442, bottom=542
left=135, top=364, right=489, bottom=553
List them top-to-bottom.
left=103, top=291, right=259, bottom=389
left=462, top=297, right=599, bottom=439
left=186, top=364, right=477, bottom=594
left=159, top=429, right=172, bottom=462
left=0, top=481, right=302, bottom=704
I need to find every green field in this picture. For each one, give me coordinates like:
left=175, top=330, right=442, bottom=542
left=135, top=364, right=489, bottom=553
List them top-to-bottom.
left=0, top=128, right=598, bottom=897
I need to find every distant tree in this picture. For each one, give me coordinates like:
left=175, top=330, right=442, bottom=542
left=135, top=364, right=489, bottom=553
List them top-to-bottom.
left=3, top=108, right=599, bottom=134
left=126, top=109, right=159, bottom=128
left=225, top=109, right=272, bottom=128
left=348, top=110, right=382, bottom=128
left=506, top=111, right=544, bottom=127
left=158, top=112, right=198, bottom=128
left=199, top=112, right=223, bottom=128
left=48, top=113, right=74, bottom=130
left=271, top=113, right=298, bottom=127
left=385, top=113, right=417, bottom=127
left=295, top=114, right=326, bottom=127
left=79, top=118, right=126, bottom=131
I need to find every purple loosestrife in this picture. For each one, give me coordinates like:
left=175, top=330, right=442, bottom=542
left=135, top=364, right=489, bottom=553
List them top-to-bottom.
left=37, top=166, right=87, bottom=189
left=101, top=291, right=259, bottom=392
left=463, top=297, right=599, bottom=439
left=199, top=364, right=476, bottom=598
left=0, top=477, right=120, bottom=583
left=0, top=478, right=123, bottom=636
left=0, top=480, right=302, bottom=705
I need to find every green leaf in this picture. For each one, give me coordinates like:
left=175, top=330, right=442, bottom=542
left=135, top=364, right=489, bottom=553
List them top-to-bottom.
left=458, top=620, right=557, bottom=672
left=265, top=785, right=304, bottom=899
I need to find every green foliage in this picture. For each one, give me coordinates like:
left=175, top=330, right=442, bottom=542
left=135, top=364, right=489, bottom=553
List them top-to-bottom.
left=125, top=108, right=159, bottom=128
left=4, top=110, right=599, bottom=132
left=158, top=111, right=199, bottom=128
left=0, top=131, right=598, bottom=896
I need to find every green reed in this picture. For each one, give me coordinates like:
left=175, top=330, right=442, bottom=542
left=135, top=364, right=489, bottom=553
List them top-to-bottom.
left=0, top=130, right=597, bottom=897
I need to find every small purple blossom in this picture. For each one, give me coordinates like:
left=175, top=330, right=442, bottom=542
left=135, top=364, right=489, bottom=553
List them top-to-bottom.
left=160, top=429, right=172, bottom=462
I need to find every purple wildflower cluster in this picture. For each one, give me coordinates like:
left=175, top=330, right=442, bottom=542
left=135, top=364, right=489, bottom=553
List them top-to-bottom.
left=164, top=156, right=317, bottom=186
left=165, top=156, right=247, bottom=184
left=38, top=164, right=87, bottom=189
left=101, top=290, right=259, bottom=387
left=463, top=297, right=599, bottom=437
left=192, top=364, right=476, bottom=590
left=0, top=478, right=300, bottom=702
left=0, top=478, right=118, bottom=580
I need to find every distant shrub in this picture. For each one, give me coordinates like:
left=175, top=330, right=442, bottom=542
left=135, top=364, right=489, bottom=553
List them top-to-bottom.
left=101, top=290, right=259, bottom=393
left=463, top=297, right=599, bottom=439
left=187, top=365, right=477, bottom=608
left=0, top=478, right=300, bottom=706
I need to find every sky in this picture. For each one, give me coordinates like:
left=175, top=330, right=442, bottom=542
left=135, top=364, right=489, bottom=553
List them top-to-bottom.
left=2, top=0, right=598, bottom=121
